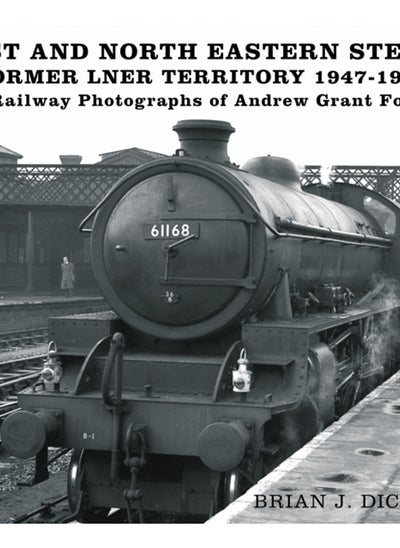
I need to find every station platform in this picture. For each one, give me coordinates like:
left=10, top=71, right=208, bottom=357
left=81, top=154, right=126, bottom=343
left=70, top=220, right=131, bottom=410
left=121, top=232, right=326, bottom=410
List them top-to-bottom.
left=0, top=291, right=101, bottom=305
left=0, top=292, right=108, bottom=334
left=208, top=369, right=400, bottom=524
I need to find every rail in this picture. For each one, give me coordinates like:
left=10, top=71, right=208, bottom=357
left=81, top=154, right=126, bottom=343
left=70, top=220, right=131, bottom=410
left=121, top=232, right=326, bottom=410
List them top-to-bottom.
left=0, top=328, right=48, bottom=350
left=0, top=354, right=45, bottom=422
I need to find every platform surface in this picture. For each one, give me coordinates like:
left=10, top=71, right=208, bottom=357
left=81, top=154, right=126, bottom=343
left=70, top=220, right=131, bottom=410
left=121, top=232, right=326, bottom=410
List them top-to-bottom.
left=0, top=292, right=103, bottom=307
left=0, top=293, right=107, bottom=334
left=208, top=370, right=400, bottom=524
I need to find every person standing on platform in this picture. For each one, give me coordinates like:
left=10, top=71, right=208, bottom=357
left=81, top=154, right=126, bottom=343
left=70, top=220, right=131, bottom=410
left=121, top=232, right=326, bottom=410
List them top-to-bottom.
left=61, top=256, right=75, bottom=298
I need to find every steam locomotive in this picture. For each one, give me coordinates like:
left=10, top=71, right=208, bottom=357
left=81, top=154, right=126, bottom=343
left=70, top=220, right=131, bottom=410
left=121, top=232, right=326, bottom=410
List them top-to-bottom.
left=2, top=120, right=400, bottom=522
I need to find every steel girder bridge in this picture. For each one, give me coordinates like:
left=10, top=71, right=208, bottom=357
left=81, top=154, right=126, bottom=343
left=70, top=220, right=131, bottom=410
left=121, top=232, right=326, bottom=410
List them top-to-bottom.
left=301, top=165, right=400, bottom=202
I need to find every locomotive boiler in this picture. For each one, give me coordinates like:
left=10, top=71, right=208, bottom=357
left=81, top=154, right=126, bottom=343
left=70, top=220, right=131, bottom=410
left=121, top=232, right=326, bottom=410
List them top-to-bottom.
left=2, top=120, right=400, bottom=522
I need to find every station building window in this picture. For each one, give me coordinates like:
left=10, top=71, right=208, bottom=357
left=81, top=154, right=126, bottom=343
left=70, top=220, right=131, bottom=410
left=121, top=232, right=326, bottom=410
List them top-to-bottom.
left=0, top=229, right=26, bottom=264
left=0, top=233, right=6, bottom=263
left=76, top=234, right=91, bottom=264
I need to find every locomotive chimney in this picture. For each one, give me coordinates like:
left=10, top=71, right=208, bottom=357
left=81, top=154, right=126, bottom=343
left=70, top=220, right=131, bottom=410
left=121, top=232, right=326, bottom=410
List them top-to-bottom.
left=173, top=119, right=235, bottom=164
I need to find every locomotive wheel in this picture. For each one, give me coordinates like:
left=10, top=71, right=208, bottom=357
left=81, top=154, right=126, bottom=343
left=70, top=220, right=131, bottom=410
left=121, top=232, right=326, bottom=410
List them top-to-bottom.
left=67, top=449, right=110, bottom=523
left=213, top=468, right=251, bottom=514
left=223, top=470, right=245, bottom=505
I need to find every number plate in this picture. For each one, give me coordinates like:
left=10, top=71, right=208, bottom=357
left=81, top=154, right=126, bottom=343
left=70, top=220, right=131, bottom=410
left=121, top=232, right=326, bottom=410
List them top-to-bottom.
left=144, top=222, right=200, bottom=240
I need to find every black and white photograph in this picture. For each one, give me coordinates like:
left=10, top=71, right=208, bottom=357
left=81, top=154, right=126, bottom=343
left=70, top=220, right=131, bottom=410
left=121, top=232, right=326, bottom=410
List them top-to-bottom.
left=0, top=1, right=399, bottom=544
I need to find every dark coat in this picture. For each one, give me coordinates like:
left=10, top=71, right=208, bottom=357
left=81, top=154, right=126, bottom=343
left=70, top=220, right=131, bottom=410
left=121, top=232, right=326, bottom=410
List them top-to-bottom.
left=61, top=261, right=75, bottom=289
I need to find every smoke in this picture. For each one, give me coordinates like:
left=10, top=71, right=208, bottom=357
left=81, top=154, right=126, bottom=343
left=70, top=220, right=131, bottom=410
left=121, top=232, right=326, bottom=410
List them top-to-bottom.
left=320, top=165, right=333, bottom=186
left=263, top=276, right=400, bottom=472
left=357, top=276, right=400, bottom=378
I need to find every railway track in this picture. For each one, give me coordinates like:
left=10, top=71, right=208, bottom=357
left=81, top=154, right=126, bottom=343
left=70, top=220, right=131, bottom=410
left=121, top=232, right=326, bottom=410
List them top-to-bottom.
left=0, top=328, right=47, bottom=350
left=0, top=350, right=46, bottom=422
left=11, top=500, right=207, bottom=523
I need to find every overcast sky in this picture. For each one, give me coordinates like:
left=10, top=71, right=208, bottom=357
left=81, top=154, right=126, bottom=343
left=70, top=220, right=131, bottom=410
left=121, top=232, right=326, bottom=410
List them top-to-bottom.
left=2, top=3, right=400, bottom=170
